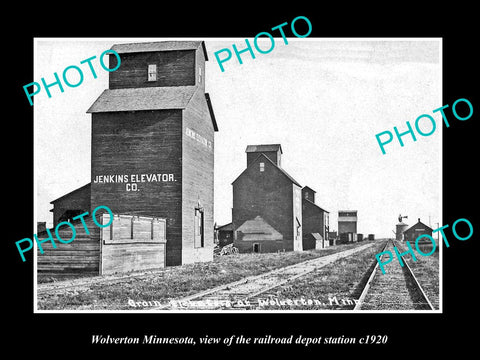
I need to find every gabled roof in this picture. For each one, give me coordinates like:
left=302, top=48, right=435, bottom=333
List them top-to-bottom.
left=110, top=41, right=209, bottom=61
left=87, top=86, right=197, bottom=113
left=87, top=87, right=218, bottom=132
left=245, top=144, right=282, bottom=153
left=232, top=153, right=301, bottom=187
left=50, top=183, right=91, bottom=204
left=302, top=185, right=316, bottom=193
left=303, top=198, right=329, bottom=213
left=404, top=219, right=433, bottom=233
left=216, top=222, right=233, bottom=231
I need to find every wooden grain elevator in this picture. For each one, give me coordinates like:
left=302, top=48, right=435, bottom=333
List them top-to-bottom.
left=38, top=41, right=218, bottom=275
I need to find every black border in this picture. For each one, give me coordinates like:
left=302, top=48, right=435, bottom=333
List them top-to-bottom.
left=7, top=5, right=478, bottom=356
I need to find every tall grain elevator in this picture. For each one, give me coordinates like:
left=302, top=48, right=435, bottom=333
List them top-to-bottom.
left=37, top=41, right=218, bottom=276
left=86, top=41, right=218, bottom=267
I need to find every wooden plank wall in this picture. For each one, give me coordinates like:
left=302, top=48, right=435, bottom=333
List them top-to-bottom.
left=109, top=50, right=196, bottom=89
left=182, top=87, right=215, bottom=264
left=90, top=110, right=183, bottom=266
left=233, top=157, right=295, bottom=253
left=51, top=184, right=91, bottom=226
left=302, top=200, right=324, bottom=250
left=37, top=214, right=167, bottom=276
left=100, top=214, right=167, bottom=275
left=36, top=218, right=100, bottom=275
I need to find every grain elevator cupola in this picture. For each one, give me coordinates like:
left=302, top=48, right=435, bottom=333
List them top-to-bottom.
left=245, top=144, right=282, bottom=168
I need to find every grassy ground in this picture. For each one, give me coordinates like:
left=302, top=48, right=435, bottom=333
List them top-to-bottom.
left=250, top=240, right=388, bottom=310
left=37, top=241, right=380, bottom=310
left=394, top=241, right=440, bottom=309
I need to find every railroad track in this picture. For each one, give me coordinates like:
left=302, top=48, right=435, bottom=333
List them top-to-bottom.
left=354, top=239, right=435, bottom=311
left=155, top=242, right=377, bottom=310
left=37, top=243, right=377, bottom=302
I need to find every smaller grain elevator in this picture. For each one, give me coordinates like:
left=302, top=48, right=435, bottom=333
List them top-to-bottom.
left=232, top=144, right=303, bottom=253
left=301, top=186, right=330, bottom=250
left=338, top=210, right=357, bottom=243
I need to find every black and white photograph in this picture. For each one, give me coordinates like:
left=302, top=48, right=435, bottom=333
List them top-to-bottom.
left=7, top=7, right=478, bottom=356
left=33, top=37, right=442, bottom=312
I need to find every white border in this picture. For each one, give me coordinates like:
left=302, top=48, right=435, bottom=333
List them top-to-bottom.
left=33, top=37, right=443, bottom=314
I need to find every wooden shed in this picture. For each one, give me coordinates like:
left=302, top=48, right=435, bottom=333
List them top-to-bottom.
left=232, top=145, right=303, bottom=253
left=50, top=183, right=91, bottom=226
left=36, top=213, right=167, bottom=276
left=215, top=222, right=234, bottom=247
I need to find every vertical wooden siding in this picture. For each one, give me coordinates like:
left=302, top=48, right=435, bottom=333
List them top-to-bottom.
left=109, top=50, right=196, bottom=89
left=182, top=87, right=215, bottom=264
left=90, top=110, right=183, bottom=266
left=233, top=157, right=295, bottom=252
left=51, top=184, right=91, bottom=226
left=100, top=214, right=167, bottom=275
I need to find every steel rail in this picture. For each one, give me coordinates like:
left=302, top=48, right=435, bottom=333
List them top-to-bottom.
left=353, top=239, right=390, bottom=310
left=394, top=240, right=435, bottom=310
left=155, top=242, right=377, bottom=310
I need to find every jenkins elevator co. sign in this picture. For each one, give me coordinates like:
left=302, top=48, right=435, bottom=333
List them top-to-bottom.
left=93, top=173, right=176, bottom=192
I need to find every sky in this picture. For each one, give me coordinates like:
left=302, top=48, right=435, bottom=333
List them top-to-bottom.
left=34, top=38, right=442, bottom=238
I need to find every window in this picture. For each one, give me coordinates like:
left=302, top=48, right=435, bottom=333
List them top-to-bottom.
left=148, top=64, right=157, bottom=81
left=259, top=162, right=265, bottom=172
left=194, top=207, right=204, bottom=248
left=253, top=243, right=260, bottom=253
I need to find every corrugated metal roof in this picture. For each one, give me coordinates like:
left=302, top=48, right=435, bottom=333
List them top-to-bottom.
left=110, top=41, right=208, bottom=60
left=87, top=86, right=197, bottom=113
left=245, top=144, right=283, bottom=153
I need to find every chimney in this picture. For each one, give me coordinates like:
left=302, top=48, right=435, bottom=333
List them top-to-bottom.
left=418, top=218, right=420, bottom=222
